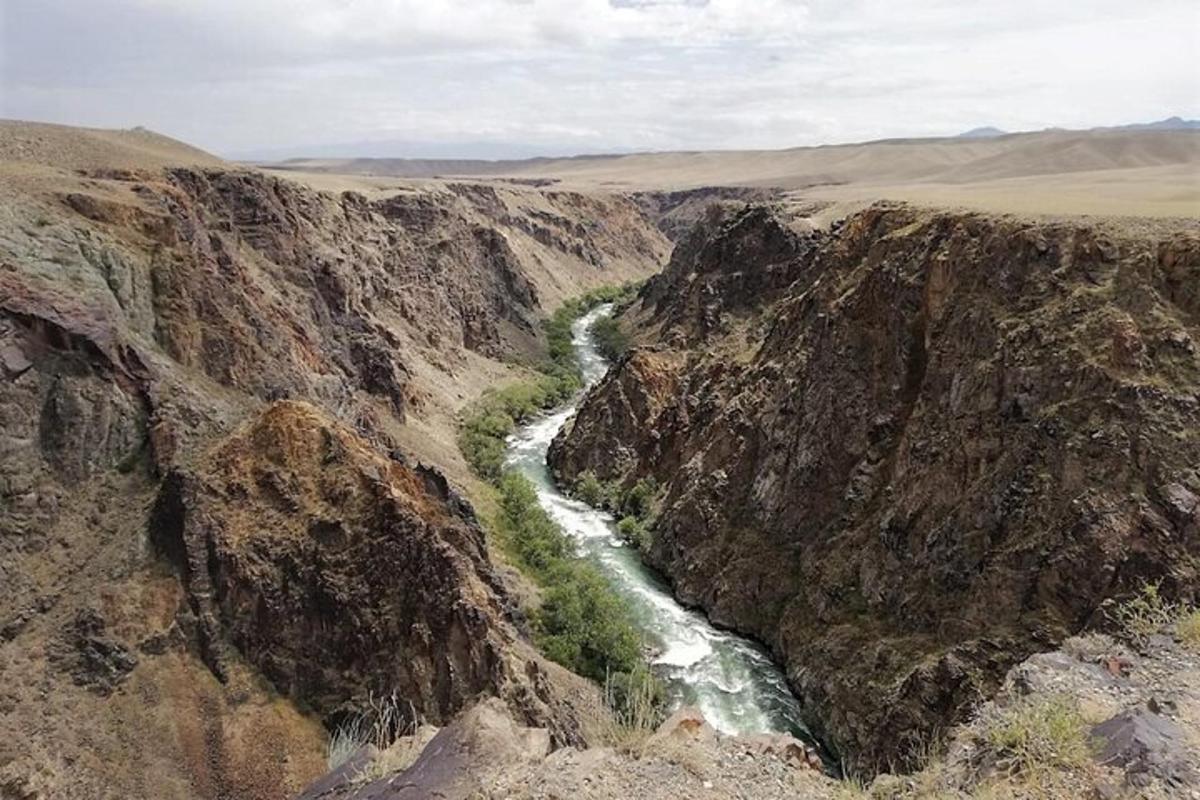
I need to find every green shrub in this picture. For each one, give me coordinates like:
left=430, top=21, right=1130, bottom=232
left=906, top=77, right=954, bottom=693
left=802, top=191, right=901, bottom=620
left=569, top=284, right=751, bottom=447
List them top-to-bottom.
left=542, top=281, right=640, bottom=379
left=590, top=315, right=631, bottom=362
left=457, top=375, right=579, bottom=481
left=575, top=471, right=607, bottom=506
left=494, top=472, right=645, bottom=682
left=495, top=472, right=571, bottom=575
left=621, top=477, right=657, bottom=519
left=616, top=516, right=648, bottom=550
left=537, top=566, right=643, bottom=681
left=1114, top=581, right=1177, bottom=644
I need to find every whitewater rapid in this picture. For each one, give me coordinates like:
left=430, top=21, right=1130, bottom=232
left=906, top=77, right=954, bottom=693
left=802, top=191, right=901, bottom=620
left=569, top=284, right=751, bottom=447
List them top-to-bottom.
left=504, top=304, right=811, bottom=739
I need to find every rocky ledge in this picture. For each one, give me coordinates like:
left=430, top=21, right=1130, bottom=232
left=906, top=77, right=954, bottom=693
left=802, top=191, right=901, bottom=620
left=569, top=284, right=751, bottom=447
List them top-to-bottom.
left=294, top=623, right=1200, bottom=799
left=296, top=700, right=832, bottom=800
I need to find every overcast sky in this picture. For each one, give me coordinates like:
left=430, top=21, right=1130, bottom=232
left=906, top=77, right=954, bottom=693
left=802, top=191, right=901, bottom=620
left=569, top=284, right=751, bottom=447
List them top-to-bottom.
left=2, top=0, right=1197, bottom=159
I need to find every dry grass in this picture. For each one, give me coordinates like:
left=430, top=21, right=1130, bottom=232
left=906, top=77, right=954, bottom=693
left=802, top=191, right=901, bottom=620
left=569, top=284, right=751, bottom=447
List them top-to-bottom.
left=1113, top=582, right=1177, bottom=645
left=1177, top=607, right=1200, bottom=650
left=597, top=665, right=666, bottom=755
left=325, top=690, right=416, bottom=772
left=981, top=695, right=1095, bottom=785
left=327, top=715, right=371, bottom=772
left=353, top=726, right=438, bottom=783
left=830, top=777, right=872, bottom=799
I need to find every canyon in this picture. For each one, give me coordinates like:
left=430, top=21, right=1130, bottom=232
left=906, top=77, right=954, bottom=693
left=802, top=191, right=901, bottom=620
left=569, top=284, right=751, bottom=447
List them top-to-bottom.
left=1, top=119, right=1198, bottom=800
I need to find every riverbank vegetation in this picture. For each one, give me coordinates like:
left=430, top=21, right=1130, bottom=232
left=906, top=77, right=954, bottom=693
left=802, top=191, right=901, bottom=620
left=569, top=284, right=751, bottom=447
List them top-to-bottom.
left=458, top=282, right=640, bottom=481
left=456, top=283, right=661, bottom=721
left=589, top=314, right=632, bottom=362
left=573, top=471, right=658, bottom=552
left=495, top=472, right=642, bottom=680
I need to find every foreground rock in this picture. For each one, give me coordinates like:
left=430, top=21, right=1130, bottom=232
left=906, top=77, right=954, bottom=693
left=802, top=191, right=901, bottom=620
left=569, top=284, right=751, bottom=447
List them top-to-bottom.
left=549, top=202, right=1200, bottom=773
left=299, top=622, right=1200, bottom=800
left=893, top=629, right=1200, bottom=799
left=298, top=700, right=832, bottom=800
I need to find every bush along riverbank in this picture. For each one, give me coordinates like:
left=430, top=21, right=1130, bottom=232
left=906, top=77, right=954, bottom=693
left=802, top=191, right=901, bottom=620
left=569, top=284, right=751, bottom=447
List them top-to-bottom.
left=456, top=283, right=660, bottom=723
left=588, top=313, right=632, bottom=363
left=572, top=472, right=659, bottom=553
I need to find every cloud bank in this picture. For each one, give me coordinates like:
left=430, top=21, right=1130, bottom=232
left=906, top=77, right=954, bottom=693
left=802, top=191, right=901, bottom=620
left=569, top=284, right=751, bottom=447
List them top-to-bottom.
left=1, top=0, right=1196, bottom=157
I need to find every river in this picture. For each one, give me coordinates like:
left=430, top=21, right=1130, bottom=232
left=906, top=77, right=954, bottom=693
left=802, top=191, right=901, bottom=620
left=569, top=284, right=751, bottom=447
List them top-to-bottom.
left=504, top=303, right=812, bottom=741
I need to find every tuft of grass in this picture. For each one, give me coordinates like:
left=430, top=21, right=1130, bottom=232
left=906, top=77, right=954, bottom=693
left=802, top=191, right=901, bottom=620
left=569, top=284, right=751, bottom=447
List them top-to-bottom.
left=1113, top=581, right=1177, bottom=644
left=1176, top=607, right=1200, bottom=650
left=599, top=663, right=667, bottom=754
left=325, top=690, right=413, bottom=772
left=982, top=695, right=1095, bottom=779
left=327, top=715, right=368, bottom=772
left=829, top=778, right=871, bottom=800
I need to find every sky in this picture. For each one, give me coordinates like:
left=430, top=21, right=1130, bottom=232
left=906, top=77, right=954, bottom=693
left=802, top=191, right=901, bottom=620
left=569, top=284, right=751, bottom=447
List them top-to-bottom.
left=1, top=0, right=1197, bottom=159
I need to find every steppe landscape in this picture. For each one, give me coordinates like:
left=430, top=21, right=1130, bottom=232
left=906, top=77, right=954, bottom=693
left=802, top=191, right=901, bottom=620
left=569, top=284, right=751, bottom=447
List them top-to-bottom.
left=1, top=2, right=1198, bottom=799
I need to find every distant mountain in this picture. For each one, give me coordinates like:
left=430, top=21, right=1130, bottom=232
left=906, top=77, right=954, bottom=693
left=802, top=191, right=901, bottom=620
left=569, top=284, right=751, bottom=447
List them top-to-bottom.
left=1104, top=116, right=1200, bottom=132
left=957, top=118, right=1198, bottom=141
left=957, top=126, right=1008, bottom=139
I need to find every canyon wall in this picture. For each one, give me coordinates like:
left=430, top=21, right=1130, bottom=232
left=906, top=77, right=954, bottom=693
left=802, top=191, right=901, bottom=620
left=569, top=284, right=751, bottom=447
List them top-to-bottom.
left=0, top=139, right=666, bottom=800
left=548, top=202, right=1200, bottom=772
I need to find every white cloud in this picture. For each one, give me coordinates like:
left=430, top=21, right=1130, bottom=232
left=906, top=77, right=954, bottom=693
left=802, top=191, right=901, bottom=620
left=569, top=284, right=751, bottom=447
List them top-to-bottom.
left=1, top=0, right=1196, bottom=156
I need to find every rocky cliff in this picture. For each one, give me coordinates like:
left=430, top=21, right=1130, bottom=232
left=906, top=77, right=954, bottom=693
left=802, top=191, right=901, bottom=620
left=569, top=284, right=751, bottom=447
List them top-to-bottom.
left=0, top=125, right=666, bottom=800
left=548, top=202, right=1200, bottom=772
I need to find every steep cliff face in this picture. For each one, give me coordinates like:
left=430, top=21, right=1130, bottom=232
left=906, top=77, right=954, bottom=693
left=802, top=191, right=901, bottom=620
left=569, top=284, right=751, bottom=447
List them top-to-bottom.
left=0, top=134, right=665, bottom=800
left=549, top=203, right=1200, bottom=771
left=153, top=401, right=602, bottom=739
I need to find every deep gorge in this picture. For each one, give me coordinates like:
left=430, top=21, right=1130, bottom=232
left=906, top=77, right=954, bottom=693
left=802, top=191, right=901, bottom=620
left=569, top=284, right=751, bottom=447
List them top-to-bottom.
left=2, top=127, right=1198, bottom=797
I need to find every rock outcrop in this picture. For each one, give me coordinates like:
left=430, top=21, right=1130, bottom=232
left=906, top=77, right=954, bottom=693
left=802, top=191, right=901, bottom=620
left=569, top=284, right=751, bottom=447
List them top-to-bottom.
left=549, top=202, right=1200, bottom=772
left=152, top=400, right=602, bottom=741
left=295, top=613, right=1200, bottom=800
